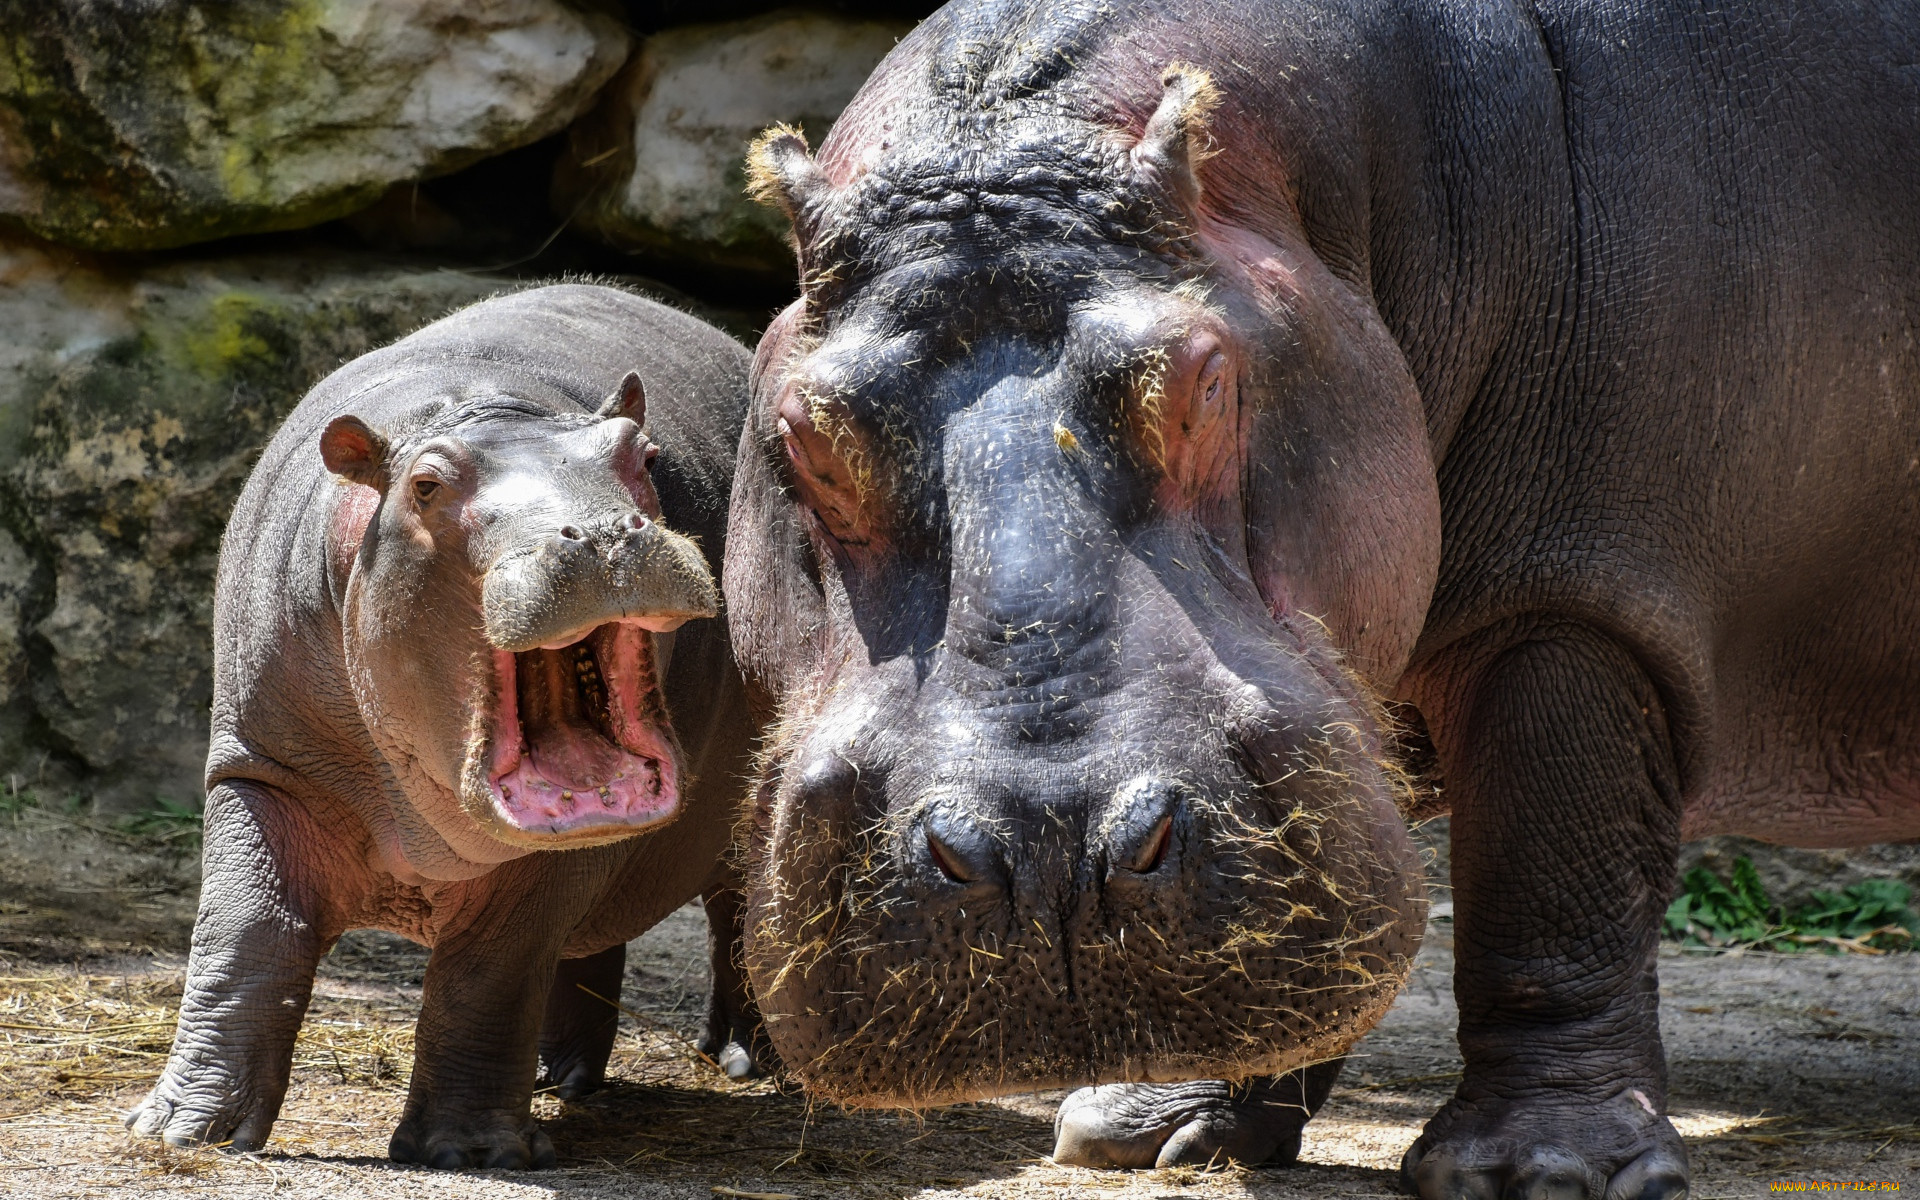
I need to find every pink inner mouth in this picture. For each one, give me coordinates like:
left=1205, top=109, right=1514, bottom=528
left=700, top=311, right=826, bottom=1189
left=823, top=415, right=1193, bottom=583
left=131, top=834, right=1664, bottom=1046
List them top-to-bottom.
left=486, top=622, right=679, bottom=835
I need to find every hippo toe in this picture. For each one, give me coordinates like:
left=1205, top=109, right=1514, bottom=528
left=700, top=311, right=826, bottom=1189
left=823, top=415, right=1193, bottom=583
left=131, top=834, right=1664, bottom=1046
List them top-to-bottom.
left=125, top=1080, right=277, bottom=1153
left=1401, top=1088, right=1689, bottom=1200
left=388, top=1111, right=557, bottom=1171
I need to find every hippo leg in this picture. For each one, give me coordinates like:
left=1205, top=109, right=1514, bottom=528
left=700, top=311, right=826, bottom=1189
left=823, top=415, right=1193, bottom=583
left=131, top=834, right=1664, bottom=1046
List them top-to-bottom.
left=1403, top=624, right=1688, bottom=1200
left=125, top=780, right=335, bottom=1151
left=697, top=881, right=774, bottom=1079
left=389, top=885, right=572, bottom=1171
left=536, top=944, right=625, bottom=1100
left=1052, top=1061, right=1345, bottom=1168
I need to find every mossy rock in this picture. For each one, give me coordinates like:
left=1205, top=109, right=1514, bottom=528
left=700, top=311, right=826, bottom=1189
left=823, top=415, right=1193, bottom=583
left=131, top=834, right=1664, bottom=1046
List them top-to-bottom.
left=0, top=0, right=629, bottom=251
left=0, top=236, right=508, bottom=811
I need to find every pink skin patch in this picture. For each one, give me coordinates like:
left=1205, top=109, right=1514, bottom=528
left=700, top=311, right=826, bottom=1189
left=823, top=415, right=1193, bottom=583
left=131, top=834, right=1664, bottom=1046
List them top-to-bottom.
left=485, top=621, right=679, bottom=835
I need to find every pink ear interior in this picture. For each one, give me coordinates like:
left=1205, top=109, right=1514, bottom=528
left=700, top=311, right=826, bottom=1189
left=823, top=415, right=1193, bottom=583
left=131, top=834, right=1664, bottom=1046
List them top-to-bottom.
left=320, top=415, right=387, bottom=486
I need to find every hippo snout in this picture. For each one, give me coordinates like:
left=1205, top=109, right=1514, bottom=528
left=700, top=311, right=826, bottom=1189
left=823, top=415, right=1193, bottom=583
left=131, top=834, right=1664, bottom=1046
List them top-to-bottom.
left=482, top=515, right=717, bottom=653
left=747, top=689, right=1426, bottom=1107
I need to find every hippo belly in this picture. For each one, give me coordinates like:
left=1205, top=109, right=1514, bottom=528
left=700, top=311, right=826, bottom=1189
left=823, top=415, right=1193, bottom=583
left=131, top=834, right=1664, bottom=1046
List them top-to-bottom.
left=1687, top=569, right=1920, bottom=846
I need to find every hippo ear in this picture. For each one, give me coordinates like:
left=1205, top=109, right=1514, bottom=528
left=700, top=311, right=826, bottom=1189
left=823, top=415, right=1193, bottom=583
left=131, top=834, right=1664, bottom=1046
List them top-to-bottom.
left=1132, top=63, right=1222, bottom=210
left=746, top=123, right=828, bottom=227
left=597, top=370, right=646, bottom=424
left=320, top=415, right=389, bottom=489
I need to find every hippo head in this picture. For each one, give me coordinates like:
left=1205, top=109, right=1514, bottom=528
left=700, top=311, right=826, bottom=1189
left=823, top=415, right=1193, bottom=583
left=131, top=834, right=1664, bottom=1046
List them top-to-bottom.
left=725, top=46, right=1440, bottom=1106
left=320, top=372, right=717, bottom=863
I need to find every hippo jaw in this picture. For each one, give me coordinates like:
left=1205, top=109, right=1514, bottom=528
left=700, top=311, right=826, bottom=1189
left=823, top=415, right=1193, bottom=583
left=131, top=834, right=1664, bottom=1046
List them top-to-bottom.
left=462, top=619, right=685, bottom=848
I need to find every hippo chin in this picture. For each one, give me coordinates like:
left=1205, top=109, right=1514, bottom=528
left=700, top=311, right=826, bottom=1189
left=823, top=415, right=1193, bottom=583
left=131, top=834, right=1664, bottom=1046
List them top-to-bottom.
left=727, top=1, right=1920, bottom=1196
left=127, top=285, right=762, bottom=1167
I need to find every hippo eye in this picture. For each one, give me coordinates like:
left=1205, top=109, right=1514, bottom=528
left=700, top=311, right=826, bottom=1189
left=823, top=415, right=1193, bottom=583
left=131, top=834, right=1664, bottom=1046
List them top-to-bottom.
left=1197, top=353, right=1227, bottom=407
left=411, top=478, right=440, bottom=504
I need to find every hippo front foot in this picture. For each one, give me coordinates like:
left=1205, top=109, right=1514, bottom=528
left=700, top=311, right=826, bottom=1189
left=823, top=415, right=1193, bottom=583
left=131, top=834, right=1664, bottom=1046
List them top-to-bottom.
left=698, top=883, right=776, bottom=1081
left=1052, top=1062, right=1344, bottom=1169
left=124, top=1067, right=278, bottom=1153
left=1401, top=1087, right=1689, bottom=1200
left=388, top=1109, right=556, bottom=1171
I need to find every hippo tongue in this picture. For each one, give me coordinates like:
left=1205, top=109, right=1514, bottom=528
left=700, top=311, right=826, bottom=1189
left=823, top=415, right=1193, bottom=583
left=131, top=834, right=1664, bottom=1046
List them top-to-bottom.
left=517, top=642, right=626, bottom=788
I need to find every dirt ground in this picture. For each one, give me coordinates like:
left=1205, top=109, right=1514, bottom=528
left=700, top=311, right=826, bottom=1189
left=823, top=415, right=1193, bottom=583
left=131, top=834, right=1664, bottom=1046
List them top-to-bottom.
left=0, top=804, right=1912, bottom=1199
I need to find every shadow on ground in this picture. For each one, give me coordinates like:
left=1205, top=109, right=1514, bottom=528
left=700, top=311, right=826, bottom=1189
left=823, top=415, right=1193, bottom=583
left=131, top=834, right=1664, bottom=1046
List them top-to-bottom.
left=545, top=1079, right=1053, bottom=1191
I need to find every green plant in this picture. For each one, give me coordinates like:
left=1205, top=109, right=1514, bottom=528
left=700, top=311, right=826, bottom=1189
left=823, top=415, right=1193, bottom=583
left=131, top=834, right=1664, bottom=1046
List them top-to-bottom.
left=0, top=783, right=34, bottom=818
left=0, top=785, right=81, bottom=819
left=116, top=796, right=205, bottom=847
left=1664, top=856, right=1916, bottom=953
left=1665, top=857, right=1777, bottom=947
left=1790, top=879, right=1918, bottom=951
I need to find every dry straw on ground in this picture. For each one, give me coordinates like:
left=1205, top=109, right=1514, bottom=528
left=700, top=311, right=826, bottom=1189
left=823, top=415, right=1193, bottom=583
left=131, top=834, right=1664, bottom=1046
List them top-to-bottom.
left=0, top=804, right=1915, bottom=1198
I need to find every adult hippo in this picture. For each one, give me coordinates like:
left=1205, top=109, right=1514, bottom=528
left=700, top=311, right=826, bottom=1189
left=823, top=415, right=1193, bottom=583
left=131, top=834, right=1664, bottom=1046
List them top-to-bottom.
left=724, top=1, right=1920, bottom=1196
left=127, top=285, right=763, bottom=1168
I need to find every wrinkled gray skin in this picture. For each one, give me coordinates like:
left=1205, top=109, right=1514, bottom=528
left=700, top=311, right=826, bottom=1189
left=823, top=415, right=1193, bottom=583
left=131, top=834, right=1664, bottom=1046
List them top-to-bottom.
left=726, top=2, right=1920, bottom=1197
left=126, top=285, right=766, bottom=1168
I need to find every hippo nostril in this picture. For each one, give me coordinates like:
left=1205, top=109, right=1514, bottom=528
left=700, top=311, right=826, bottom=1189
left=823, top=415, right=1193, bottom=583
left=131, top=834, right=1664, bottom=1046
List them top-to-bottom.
left=623, top=513, right=649, bottom=532
left=559, top=524, right=587, bottom=542
left=1106, top=777, right=1184, bottom=880
left=918, top=812, right=1004, bottom=894
left=1123, top=814, right=1174, bottom=873
left=926, top=829, right=974, bottom=883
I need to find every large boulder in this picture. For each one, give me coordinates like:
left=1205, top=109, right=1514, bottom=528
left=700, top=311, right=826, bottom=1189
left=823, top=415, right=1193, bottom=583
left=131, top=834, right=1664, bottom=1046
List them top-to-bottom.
left=0, top=1, right=629, bottom=251
left=555, top=9, right=912, bottom=279
left=0, top=236, right=507, bottom=811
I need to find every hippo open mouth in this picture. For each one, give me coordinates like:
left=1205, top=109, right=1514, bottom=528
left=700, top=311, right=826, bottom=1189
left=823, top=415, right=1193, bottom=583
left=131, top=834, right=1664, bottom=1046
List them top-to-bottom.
left=484, top=621, right=680, bottom=837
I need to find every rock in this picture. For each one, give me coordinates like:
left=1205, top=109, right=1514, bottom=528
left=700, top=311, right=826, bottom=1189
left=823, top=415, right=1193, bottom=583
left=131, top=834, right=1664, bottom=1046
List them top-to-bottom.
left=0, top=1, right=630, bottom=251
left=624, top=1, right=943, bottom=33
left=556, top=9, right=912, bottom=278
left=0, top=236, right=507, bottom=811
left=0, top=525, right=33, bottom=790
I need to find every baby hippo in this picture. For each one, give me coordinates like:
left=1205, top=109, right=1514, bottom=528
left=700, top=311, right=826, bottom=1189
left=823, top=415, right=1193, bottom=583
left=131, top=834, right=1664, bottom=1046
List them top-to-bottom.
left=127, top=284, right=760, bottom=1168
